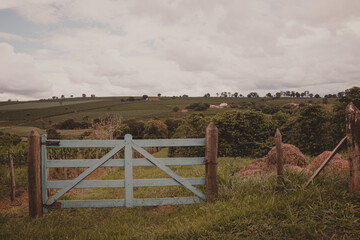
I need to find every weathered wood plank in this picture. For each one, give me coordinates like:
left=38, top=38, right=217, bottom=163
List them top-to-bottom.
left=346, top=102, right=360, bottom=193
left=205, top=122, right=218, bottom=202
left=27, top=130, right=43, bottom=217
left=124, top=134, right=133, bottom=207
left=41, top=135, right=48, bottom=213
left=305, top=136, right=347, bottom=187
left=46, top=138, right=205, bottom=148
left=133, top=138, right=206, bottom=147
left=46, top=139, right=122, bottom=148
left=45, top=143, right=125, bottom=205
left=46, top=157, right=205, bottom=168
left=47, top=178, right=205, bottom=189
left=58, top=197, right=201, bottom=208
left=133, top=197, right=201, bottom=206
left=59, top=199, right=125, bottom=208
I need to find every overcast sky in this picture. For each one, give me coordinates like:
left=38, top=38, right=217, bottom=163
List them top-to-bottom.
left=0, top=0, right=359, bottom=101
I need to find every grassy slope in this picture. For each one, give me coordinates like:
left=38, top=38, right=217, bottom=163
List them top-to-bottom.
left=0, top=96, right=337, bottom=131
left=0, top=156, right=359, bottom=240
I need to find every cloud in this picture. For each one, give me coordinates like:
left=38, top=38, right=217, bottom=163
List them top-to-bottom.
left=0, top=0, right=359, bottom=100
left=0, top=42, right=51, bottom=97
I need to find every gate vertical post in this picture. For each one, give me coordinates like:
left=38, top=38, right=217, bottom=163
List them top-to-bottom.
left=346, top=102, right=360, bottom=193
left=205, top=122, right=218, bottom=202
left=27, top=130, right=43, bottom=217
left=124, top=134, right=134, bottom=207
left=41, top=135, right=48, bottom=213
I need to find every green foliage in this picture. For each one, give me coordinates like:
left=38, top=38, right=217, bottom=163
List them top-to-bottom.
left=339, top=86, right=360, bottom=108
left=185, top=102, right=210, bottom=111
left=282, top=104, right=332, bottom=155
left=213, top=110, right=275, bottom=157
left=169, top=114, right=210, bottom=157
left=164, top=118, right=181, bottom=138
left=56, top=119, right=90, bottom=129
left=115, top=119, right=145, bottom=139
left=144, top=119, right=168, bottom=139
left=46, top=128, right=61, bottom=139
left=0, top=132, right=21, bottom=147
left=0, top=143, right=27, bottom=166
left=0, top=165, right=27, bottom=199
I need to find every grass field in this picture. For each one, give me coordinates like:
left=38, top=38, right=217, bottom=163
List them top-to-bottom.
left=0, top=96, right=337, bottom=131
left=0, top=155, right=359, bottom=239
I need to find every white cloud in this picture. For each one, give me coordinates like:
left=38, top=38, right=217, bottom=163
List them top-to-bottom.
left=0, top=42, right=51, bottom=98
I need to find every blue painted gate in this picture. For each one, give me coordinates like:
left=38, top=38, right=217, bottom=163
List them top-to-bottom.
left=41, top=134, right=206, bottom=212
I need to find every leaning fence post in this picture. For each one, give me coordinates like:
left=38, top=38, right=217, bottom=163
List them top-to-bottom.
left=346, top=102, right=360, bottom=193
left=205, top=122, right=218, bottom=202
left=275, top=129, right=284, bottom=183
left=27, top=130, right=43, bottom=217
left=9, top=153, right=15, bottom=201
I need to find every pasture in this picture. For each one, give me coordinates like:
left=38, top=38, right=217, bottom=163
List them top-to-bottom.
left=0, top=96, right=336, bottom=131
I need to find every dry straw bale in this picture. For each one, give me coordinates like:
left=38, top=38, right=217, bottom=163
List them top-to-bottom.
left=238, top=144, right=309, bottom=176
left=266, top=144, right=308, bottom=167
left=308, top=151, right=349, bottom=173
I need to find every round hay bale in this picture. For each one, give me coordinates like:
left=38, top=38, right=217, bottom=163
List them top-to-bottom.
left=266, top=144, right=308, bottom=167
left=308, top=151, right=349, bottom=173
left=236, top=158, right=274, bottom=176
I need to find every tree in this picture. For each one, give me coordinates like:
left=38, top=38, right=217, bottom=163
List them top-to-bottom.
left=339, top=86, right=360, bottom=108
left=233, top=92, right=239, bottom=98
left=247, top=92, right=259, bottom=98
left=266, top=92, right=272, bottom=98
left=157, top=93, right=161, bottom=97
left=203, top=93, right=210, bottom=97
left=314, top=94, right=320, bottom=98
left=142, top=95, right=148, bottom=100
left=282, top=104, right=332, bottom=155
left=213, top=110, right=275, bottom=157
left=115, top=119, right=145, bottom=139
left=144, top=119, right=168, bottom=139
left=165, top=119, right=181, bottom=138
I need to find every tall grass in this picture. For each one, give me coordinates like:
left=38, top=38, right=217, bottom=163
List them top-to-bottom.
left=1, top=157, right=359, bottom=239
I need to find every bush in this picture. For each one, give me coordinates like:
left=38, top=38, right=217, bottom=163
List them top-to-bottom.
left=185, top=102, right=210, bottom=111
left=213, top=110, right=275, bottom=157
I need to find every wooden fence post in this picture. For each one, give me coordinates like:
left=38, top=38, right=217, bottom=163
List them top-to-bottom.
left=346, top=102, right=360, bottom=193
left=205, top=122, right=218, bottom=202
left=275, top=129, right=284, bottom=183
left=27, top=130, right=43, bottom=217
left=9, top=154, right=15, bottom=201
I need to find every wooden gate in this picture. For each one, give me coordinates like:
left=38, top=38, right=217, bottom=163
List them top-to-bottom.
left=27, top=123, right=218, bottom=216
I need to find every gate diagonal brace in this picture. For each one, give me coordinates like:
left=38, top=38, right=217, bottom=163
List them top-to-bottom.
left=131, top=142, right=206, bottom=201
left=45, top=143, right=125, bottom=205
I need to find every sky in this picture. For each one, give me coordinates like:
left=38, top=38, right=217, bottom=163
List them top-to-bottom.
left=0, top=0, right=359, bottom=101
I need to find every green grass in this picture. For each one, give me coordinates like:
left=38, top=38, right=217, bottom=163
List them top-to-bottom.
left=1, top=157, right=359, bottom=239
